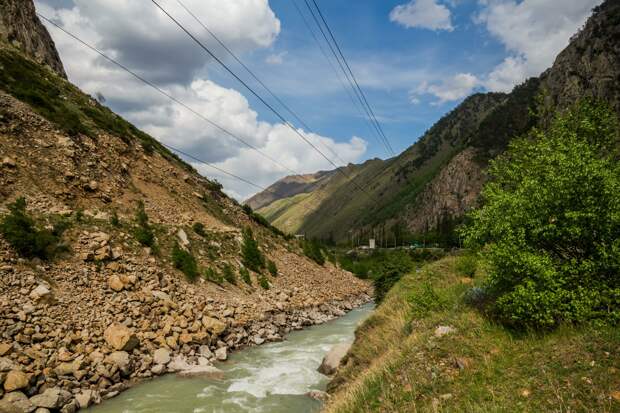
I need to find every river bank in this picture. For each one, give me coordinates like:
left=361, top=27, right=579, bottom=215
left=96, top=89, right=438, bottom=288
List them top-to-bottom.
left=87, top=302, right=374, bottom=413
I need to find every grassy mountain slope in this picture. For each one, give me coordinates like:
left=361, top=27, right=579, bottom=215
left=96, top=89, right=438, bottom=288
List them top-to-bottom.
left=254, top=1, right=620, bottom=244
left=324, top=256, right=620, bottom=412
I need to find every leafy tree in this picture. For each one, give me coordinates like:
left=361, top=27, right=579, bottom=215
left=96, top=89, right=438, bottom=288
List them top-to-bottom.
left=462, top=100, right=620, bottom=329
left=0, top=197, right=59, bottom=259
left=134, top=201, right=156, bottom=249
left=241, top=227, right=264, bottom=272
left=171, top=242, right=199, bottom=282
left=373, top=251, right=414, bottom=303
left=267, top=259, right=278, bottom=276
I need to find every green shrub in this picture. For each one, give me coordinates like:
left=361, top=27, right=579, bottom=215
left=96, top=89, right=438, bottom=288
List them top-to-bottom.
left=462, top=100, right=620, bottom=329
left=0, top=197, right=61, bottom=259
left=133, top=201, right=156, bottom=249
left=74, top=209, right=84, bottom=223
left=110, top=209, right=120, bottom=227
left=192, top=222, right=206, bottom=237
left=241, top=227, right=264, bottom=272
left=303, top=240, right=325, bottom=266
left=171, top=242, right=199, bottom=282
left=373, top=252, right=414, bottom=303
left=455, top=254, right=478, bottom=277
left=267, top=259, right=278, bottom=276
left=222, top=263, right=236, bottom=285
left=239, top=266, right=252, bottom=285
left=204, top=267, right=224, bottom=285
left=259, top=275, right=270, bottom=290
left=408, top=282, right=447, bottom=318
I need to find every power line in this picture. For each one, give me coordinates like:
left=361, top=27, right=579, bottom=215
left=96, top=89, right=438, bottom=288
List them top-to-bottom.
left=150, top=0, right=378, bottom=203
left=174, top=0, right=350, bottom=169
left=290, top=0, right=380, bottom=147
left=301, top=0, right=393, bottom=157
left=308, top=0, right=395, bottom=156
left=37, top=12, right=298, bottom=178
left=38, top=12, right=327, bottom=216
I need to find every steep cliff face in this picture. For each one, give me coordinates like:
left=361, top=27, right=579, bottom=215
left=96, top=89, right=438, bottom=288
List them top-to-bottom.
left=0, top=0, right=67, bottom=78
left=251, top=0, right=620, bottom=244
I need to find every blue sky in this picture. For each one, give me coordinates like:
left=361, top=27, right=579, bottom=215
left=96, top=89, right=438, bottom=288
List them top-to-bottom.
left=35, top=0, right=600, bottom=199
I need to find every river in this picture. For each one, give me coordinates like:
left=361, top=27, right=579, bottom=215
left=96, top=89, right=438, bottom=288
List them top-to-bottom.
left=88, top=302, right=374, bottom=413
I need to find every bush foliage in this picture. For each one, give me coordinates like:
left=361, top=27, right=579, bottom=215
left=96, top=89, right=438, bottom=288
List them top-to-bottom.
left=462, top=101, right=620, bottom=329
left=0, top=197, right=62, bottom=259
left=134, top=201, right=156, bottom=249
left=241, top=227, right=264, bottom=272
left=303, top=240, right=325, bottom=266
left=171, top=242, right=199, bottom=282
left=267, top=259, right=278, bottom=276
left=222, top=263, right=236, bottom=285
left=239, top=266, right=252, bottom=285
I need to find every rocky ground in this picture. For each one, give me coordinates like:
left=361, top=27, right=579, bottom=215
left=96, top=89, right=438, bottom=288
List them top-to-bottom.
left=0, top=231, right=371, bottom=412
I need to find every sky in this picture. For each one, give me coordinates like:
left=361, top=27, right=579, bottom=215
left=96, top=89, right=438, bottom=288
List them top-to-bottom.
left=33, top=0, right=602, bottom=200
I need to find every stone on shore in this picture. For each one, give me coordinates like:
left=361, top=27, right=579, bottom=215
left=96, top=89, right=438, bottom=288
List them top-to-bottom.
left=104, top=324, right=139, bottom=351
left=318, top=342, right=351, bottom=375
left=176, top=365, right=224, bottom=380
left=3, top=370, right=28, bottom=392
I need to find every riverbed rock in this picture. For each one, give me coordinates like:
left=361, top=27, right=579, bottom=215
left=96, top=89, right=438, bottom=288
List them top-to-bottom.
left=202, top=317, right=226, bottom=336
left=104, top=324, right=139, bottom=351
left=434, top=325, right=456, bottom=338
left=318, top=342, right=351, bottom=375
left=215, top=347, right=227, bottom=361
left=153, top=348, right=171, bottom=365
left=105, top=352, right=130, bottom=374
left=0, top=358, right=15, bottom=372
left=176, top=365, right=224, bottom=380
left=3, top=370, right=28, bottom=392
left=30, top=388, right=71, bottom=409
left=75, top=390, right=97, bottom=409
left=306, top=390, right=329, bottom=401
left=2, top=391, right=34, bottom=412
left=0, top=399, right=23, bottom=413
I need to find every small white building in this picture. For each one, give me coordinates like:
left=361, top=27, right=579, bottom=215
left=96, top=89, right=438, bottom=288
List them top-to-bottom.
left=369, top=238, right=376, bottom=249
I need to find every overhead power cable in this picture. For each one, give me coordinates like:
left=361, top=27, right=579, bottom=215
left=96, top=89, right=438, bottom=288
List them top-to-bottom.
left=150, top=0, right=378, bottom=204
left=174, top=0, right=350, bottom=169
left=305, top=0, right=395, bottom=156
left=37, top=12, right=299, bottom=177
left=38, top=12, right=328, bottom=214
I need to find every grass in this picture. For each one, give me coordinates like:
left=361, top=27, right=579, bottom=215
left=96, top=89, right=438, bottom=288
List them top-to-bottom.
left=325, top=256, right=620, bottom=413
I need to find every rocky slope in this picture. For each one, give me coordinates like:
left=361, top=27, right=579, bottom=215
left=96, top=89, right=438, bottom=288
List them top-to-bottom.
left=0, top=0, right=66, bottom=79
left=254, top=0, right=620, bottom=244
left=0, top=5, right=371, bottom=412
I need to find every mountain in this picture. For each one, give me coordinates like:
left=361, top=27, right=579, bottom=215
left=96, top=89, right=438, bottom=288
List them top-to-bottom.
left=253, top=0, right=620, bottom=244
left=0, top=2, right=370, bottom=410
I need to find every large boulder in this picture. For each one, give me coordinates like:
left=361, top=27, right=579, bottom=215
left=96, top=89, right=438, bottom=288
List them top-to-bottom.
left=201, top=317, right=226, bottom=336
left=103, top=324, right=139, bottom=351
left=318, top=342, right=351, bottom=375
left=153, top=348, right=170, bottom=365
left=105, top=352, right=130, bottom=372
left=0, top=358, right=14, bottom=372
left=176, top=365, right=224, bottom=380
left=3, top=370, right=28, bottom=392
left=29, top=388, right=71, bottom=409
left=2, top=391, right=34, bottom=412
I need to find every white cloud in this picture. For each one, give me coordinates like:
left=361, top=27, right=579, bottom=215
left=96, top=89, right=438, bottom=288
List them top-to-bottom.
left=34, top=0, right=367, bottom=200
left=390, top=0, right=454, bottom=32
left=476, top=0, right=602, bottom=92
left=265, top=51, right=287, bottom=65
left=412, top=72, right=479, bottom=105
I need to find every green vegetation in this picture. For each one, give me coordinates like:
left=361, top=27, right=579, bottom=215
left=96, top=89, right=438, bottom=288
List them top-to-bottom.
left=0, top=46, right=186, bottom=161
left=462, top=101, right=620, bottom=329
left=0, top=197, right=65, bottom=259
left=133, top=201, right=156, bottom=249
left=242, top=204, right=286, bottom=237
left=110, top=209, right=120, bottom=227
left=192, top=222, right=206, bottom=237
left=241, top=227, right=264, bottom=272
left=302, top=239, right=325, bottom=265
left=171, top=242, right=199, bottom=282
left=372, top=251, right=414, bottom=303
left=454, top=253, right=478, bottom=277
left=325, top=257, right=620, bottom=413
left=267, top=259, right=278, bottom=276
left=222, top=263, right=236, bottom=285
left=239, top=266, right=252, bottom=286
left=204, top=267, right=223, bottom=285
left=259, top=275, right=270, bottom=290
